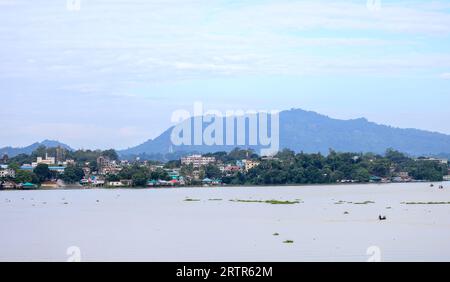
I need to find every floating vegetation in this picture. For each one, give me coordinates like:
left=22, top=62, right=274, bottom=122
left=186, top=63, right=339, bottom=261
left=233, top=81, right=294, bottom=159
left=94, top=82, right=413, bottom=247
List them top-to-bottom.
left=184, top=198, right=201, bottom=202
left=230, top=199, right=300, bottom=205
left=334, top=200, right=348, bottom=205
left=335, top=200, right=374, bottom=205
left=353, top=201, right=375, bottom=205
left=402, top=201, right=450, bottom=205
left=343, top=211, right=349, bottom=215
left=273, top=233, right=280, bottom=236
left=283, top=240, right=294, bottom=244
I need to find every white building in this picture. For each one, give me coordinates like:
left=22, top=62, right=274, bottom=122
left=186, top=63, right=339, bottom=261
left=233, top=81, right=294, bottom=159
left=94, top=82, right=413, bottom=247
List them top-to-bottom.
left=32, top=153, right=55, bottom=167
left=181, top=155, right=216, bottom=168
left=415, top=157, right=448, bottom=165
left=0, top=168, right=15, bottom=178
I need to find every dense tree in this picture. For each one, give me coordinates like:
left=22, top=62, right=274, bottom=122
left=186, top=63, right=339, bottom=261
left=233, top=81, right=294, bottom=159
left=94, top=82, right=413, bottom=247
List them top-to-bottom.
left=101, top=149, right=119, bottom=161
left=33, top=164, right=51, bottom=183
left=204, top=164, right=222, bottom=179
left=61, top=165, right=85, bottom=183
left=150, top=168, right=170, bottom=181
left=15, top=170, right=39, bottom=184
left=132, top=172, right=148, bottom=187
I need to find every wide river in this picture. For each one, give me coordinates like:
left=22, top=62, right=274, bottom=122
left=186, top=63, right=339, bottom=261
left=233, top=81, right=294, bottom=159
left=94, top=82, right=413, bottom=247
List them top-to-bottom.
left=1, top=182, right=449, bottom=262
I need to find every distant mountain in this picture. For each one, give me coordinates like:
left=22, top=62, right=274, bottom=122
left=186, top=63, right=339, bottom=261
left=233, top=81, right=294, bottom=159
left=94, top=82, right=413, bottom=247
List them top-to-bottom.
left=119, top=109, right=450, bottom=158
left=0, top=140, right=73, bottom=157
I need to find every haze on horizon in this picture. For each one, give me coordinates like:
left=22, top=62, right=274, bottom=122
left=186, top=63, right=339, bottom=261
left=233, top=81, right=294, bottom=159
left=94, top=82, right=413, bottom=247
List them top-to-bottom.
left=1, top=0, right=450, bottom=150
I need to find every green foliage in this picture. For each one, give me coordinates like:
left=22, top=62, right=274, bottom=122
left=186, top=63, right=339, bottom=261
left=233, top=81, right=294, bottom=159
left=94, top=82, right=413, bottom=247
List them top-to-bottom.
left=101, top=149, right=119, bottom=161
left=33, top=164, right=51, bottom=183
left=205, top=164, right=222, bottom=179
left=61, top=165, right=84, bottom=183
left=150, top=168, right=170, bottom=181
left=15, top=170, right=39, bottom=184
left=132, top=172, right=148, bottom=187
left=106, top=174, right=120, bottom=182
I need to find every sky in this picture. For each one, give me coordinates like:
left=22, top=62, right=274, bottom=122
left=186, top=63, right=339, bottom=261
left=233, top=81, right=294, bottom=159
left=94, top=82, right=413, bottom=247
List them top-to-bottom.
left=1, top=0, right=450, bottom=150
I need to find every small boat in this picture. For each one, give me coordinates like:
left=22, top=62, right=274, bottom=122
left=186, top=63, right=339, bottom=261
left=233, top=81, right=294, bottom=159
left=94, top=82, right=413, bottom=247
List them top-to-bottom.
left=378, top=215, right=387, bottom=221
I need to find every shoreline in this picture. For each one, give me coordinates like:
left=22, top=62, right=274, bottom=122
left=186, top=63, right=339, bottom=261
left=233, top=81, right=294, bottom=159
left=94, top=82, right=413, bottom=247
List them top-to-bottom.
left=1, top=180, right=447, bottom=192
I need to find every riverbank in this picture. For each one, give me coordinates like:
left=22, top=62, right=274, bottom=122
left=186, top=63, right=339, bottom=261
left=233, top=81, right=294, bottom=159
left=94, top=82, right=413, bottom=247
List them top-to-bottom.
left=2, top=179, right=446, bottom=192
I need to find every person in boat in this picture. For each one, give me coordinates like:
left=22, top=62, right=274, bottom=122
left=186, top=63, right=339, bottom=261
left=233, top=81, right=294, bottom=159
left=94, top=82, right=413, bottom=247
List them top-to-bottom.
left=379, top=215, right=387, bottom=221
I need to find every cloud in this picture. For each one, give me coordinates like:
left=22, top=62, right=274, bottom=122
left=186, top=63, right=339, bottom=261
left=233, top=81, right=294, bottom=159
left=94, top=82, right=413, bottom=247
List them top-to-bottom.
left=440, top=73, right=450, bottom=79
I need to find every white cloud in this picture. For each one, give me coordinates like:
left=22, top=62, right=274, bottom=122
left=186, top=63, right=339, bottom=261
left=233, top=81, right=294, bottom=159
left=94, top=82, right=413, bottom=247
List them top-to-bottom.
left=440, top=73, right=450, bottom=79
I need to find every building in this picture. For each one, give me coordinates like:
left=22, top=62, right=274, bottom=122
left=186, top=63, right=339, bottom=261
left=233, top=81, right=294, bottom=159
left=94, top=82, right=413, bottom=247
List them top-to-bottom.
left=55, top=146, right=66, bottom=164
left=32, top=153, right=55, bottom=167
left=1, top=154, right=8, bottom=164
left=181, top=155, right=216, bottom=168
left=97, top=156, right=121, bottom=175
left=97, top=156, right=111, bottom=173
left=415, top=157, right=448, bottom=165
left=244, top=160, right=260, bottom=172
left=20, top=164, right=34, bottom=171
left=222, top=165, right=242, bottom=176
left=48, top=166, right=66, bottom=174
left=0, top=168, right=15, bottom=178
left=120, top=179, right=133, bottom=187
left=0, top=181, right=17, bottom=189
left=41, top=181, right=59, bottom=188
left=107, top=181, right=123, bottom=187
left=22, top=182, right=37, bottom=189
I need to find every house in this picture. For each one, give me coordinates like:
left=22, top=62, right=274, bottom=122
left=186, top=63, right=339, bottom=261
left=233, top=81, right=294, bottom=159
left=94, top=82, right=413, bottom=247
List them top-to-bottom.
left=415, top=157, right=448, bottom=165
left=244, top=160, right=260, bottom=172
left=20, top=164, right=34, bottom=171
left=222, top=165, right=242, bottom=176
left=48, top=166, right=66, bottom=174
left=0, top=168, right=15, bottom=178
left=166, top=169, right=181, bottom=180
left=395, top=171, right=411, bottom=182
left=86, top=176, right=105, bottom=186
left=370, top=176, right=382, bottom=183
left=202, top=178, right=213, bottom=185
left=120, top=179, right=133, bottom=187
left=0, top=181, right=18, bottom=189
left=41, top=181, right=59, bottom=188
left=107, top=181, right=123, bottom=187
left=22, top=182, right=37, bottom=189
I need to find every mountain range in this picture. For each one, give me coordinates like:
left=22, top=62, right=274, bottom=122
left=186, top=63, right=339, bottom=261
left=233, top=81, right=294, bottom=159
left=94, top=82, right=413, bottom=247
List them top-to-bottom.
left=2, top=109, right=450, bottom=159
left=119, top=109, right=450, bottom=158
left=0, top=140, right=73, bottom=158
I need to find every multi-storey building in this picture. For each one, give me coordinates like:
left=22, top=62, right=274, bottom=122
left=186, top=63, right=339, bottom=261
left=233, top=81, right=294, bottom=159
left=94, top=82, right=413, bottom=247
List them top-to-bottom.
left=181, top=155, right=216, bottom=168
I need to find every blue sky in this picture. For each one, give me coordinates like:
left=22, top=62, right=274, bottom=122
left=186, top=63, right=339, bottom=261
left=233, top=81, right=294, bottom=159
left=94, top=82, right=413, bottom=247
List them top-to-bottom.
left=1, top=0, right=450, bottom=149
